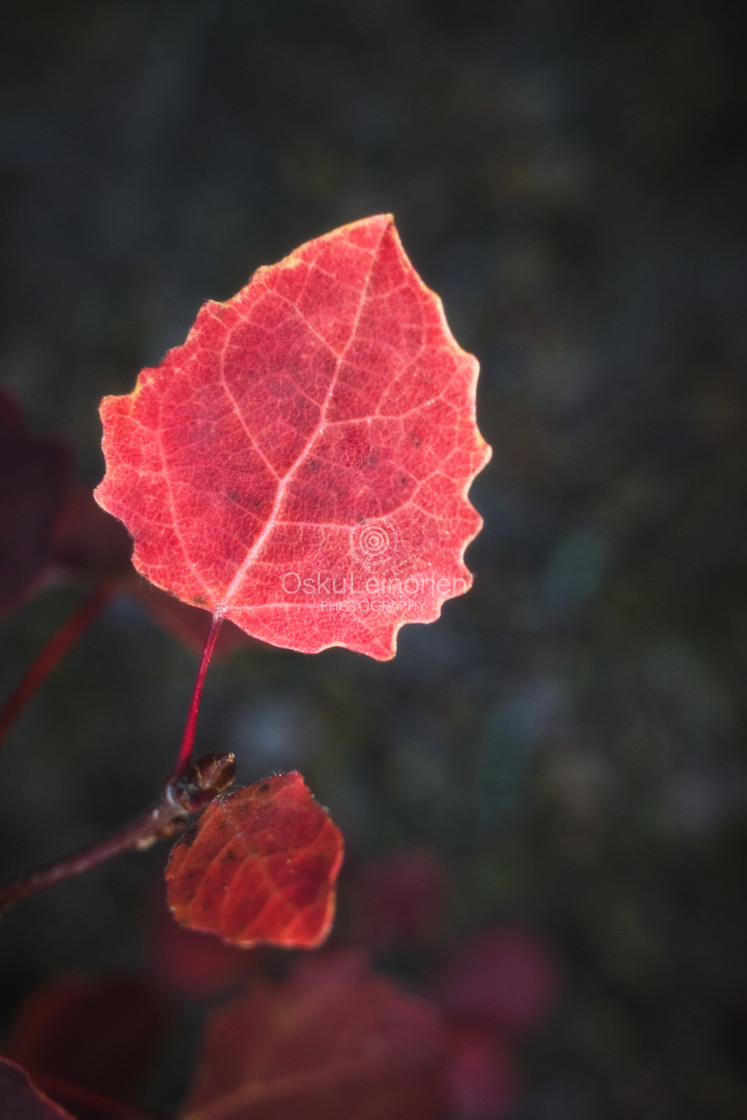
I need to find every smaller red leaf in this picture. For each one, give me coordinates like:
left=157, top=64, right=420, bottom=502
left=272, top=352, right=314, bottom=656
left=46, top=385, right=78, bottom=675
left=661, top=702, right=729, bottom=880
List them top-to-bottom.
left=165, top=772, right=344, bottom=949
left=0, top=1058, right=75, bottom=1120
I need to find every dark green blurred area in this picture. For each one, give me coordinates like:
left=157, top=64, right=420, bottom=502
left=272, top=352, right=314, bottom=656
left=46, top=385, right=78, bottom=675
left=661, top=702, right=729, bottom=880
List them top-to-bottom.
left=1, top=1, right=746, bottom=1116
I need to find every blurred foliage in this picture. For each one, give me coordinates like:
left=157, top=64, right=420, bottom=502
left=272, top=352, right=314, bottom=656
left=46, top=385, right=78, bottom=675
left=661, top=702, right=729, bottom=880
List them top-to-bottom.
left=1, top=1, right=746, bottom=1117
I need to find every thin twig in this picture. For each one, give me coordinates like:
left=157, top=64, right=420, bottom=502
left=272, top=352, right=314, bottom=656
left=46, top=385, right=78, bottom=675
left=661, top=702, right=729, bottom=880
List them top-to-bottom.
left=0, top=586, right=112, bottom=749
left=0, top=601, right=229, bottom=917
left=0, top=753, right=235, bottom=918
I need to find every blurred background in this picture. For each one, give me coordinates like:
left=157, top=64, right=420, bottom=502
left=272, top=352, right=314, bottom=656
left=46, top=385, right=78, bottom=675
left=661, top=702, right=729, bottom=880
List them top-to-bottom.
left=1, top=1, right=745, bottom=1117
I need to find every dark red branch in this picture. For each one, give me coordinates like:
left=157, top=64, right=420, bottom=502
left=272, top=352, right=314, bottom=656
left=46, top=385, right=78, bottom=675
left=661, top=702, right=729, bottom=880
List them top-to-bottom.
left=0, top=586, right=111, bottom=749
left=0, top=601, right=230, bottom=917
left=0, top=753, right=235, bottom=918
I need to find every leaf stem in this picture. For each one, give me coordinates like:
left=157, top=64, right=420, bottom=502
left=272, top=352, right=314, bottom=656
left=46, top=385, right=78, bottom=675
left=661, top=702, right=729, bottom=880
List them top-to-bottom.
left=0, top=586, right=111, bottom=750
left=166, top=612, right=223, bottom=787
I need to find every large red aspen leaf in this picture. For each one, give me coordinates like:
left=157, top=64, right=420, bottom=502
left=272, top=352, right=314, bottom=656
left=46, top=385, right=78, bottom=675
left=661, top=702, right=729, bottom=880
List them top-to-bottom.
left=95, top=215, right=490, bottom=659
left=165, top=772, right=343, bottom=949
left=180, top=950, right=447, bottom=1120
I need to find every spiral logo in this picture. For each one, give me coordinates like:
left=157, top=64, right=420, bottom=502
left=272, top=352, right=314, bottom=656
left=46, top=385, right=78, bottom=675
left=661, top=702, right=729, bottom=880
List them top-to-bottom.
left=352, top=517, right=398, bottom=565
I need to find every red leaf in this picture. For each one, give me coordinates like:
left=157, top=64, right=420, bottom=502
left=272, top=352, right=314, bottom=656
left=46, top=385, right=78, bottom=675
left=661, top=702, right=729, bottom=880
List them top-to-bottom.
left=94, top=215, right=490, bottom=660
left=0, top=390, right=69, bottom=616
left=49, top=484, right=134, bottom=583
left=165, top=772, right=344, bottom=949
left=346, top=845, right=450, bottom=952
left=149, top=898, right=263, bottom=997
left=435, top=925, right=560, bottom=1036
left=180, top=950, right=448, bottom=1120
left=4, top=974, right=168, bottom=1105
left=444, top=1019, right=518, bottom=1120
left=0, top=1058, right=75, bottom=1120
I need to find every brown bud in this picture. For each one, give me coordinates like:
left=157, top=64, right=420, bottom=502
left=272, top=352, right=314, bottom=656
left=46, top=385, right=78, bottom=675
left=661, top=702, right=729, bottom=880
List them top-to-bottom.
left=189, top=752, right=237, bottom=794
left=174, top=753, right=237, bottom=812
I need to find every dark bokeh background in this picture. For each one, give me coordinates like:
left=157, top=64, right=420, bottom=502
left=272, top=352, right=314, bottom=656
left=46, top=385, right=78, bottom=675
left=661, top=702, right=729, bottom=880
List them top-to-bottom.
left=1, top=1, right=746, bottom=1117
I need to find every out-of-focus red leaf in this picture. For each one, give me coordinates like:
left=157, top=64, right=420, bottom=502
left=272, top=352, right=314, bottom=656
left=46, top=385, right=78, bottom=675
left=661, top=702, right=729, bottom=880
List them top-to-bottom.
left=95, top=215, right=490, bottom=661
left=0, top=390, right=69, bottom=616
left=49, top=485, right=134, bottom=583
left=166, top=772, right=344, bottom=949
left=346, top=846, right=449, bottom=953
left=150, top=899, right=263, bottom=997
left=435, top=925, right=560, bottom=1036
left=180, top=949, right=448, bottom=1120
left=3, top=974, right=168, bottom=1106
left=444, top=1019, right=518, bottom=1120
left=0, top=1059, right=75, bottom=1120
